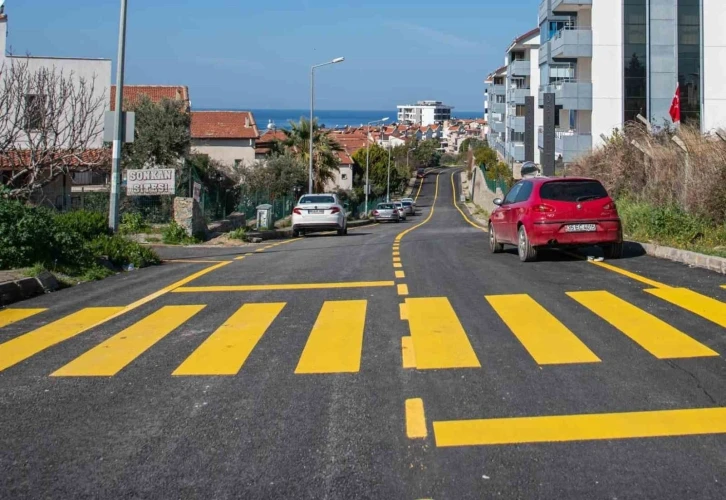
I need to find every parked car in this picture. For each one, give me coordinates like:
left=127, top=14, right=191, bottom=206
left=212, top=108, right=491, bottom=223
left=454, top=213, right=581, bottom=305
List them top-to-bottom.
left=416, top=168, right=426, bottom=178
left=488, top=177, right=623, bottom=262
left=292, top=194, right=347, bottom=237
left=401, top=197, right=416, bottom=209
left=401, top=200, right=415, bottom=216
left=393, top=201, right=407, bottom=221
left=372, top=203, right=401, bottom=223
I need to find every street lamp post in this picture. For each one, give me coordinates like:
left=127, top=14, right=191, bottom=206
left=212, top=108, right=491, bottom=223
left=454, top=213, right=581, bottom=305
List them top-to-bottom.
left=109, top=0, right=128, bottom=232
left=309, top=57, right=344, bottom=194
left=365, top=117, right=389, bottom=215
left=386, top=145, right=392, bottom=202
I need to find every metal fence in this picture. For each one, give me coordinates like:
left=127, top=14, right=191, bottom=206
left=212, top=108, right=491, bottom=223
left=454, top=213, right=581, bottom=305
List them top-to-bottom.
left=479, top=165, right=509, bottom=194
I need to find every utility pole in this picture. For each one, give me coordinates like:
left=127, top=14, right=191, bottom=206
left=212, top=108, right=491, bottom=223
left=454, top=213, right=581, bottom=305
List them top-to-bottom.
left=109, top=0, right=128, bottom=232
left=386, top=145, right=392, bottom=202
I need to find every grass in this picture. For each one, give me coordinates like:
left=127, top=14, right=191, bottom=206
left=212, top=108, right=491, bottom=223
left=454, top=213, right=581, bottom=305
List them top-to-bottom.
left=161, top=222, right=201, bottom=245
left=228, top=228, right=248, bottom=241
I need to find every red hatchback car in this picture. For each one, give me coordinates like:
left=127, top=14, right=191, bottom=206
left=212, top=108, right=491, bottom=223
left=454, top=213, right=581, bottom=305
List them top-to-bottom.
left=488, top=177, right=623, bottom=262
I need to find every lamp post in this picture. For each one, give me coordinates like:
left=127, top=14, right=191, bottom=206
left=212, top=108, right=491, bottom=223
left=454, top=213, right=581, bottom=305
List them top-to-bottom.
left=109, top=0, right=128, bottom=232
left=309, top=57, right=345, bottom=194
left=365, top=117, right=389, bottom=215
left=386, top=144, right=392, bottom=202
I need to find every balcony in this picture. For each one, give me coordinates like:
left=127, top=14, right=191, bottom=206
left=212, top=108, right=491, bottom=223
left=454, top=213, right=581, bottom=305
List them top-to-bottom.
left=538, top=0, right=548, bottom=24
left=552, top=0, right=592, bottom=13
left=550, top=28, right=592, bottom=59
left=539, top=40, right=549, bottom=65
left=509, top=59, right=530, bottom=77
left=539, top=80, right=592, bottom=110
left=490, top=84, right=506, bottom=95
left=507, top=87, right=530, bottom=105
left=491, top=101, right=506, bottom=114
left=507, top=115, right=525, bottom=134
left=491, top=119, right=506, bottom=134
left=538, top=127, right=593, bottom=163
left=507, top=142, right=525, bottom=163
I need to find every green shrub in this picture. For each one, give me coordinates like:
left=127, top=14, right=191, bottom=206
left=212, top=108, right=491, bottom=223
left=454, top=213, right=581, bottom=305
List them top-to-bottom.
left=0, top=199, right=57, bottom=269
left=55, top=210, right=109, bottom=240
left=119, top=212, right=150, bottom=235
left=162, top=221, right=198, bottom=245
left=228, top=228, right=247, bottom=241
left=89, top=235, right=160, bottom=268
left=82, top=265, right=115, bottom=281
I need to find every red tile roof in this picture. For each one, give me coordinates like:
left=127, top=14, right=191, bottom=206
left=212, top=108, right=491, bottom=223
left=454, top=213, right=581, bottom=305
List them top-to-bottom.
left=110, top=85, right=190, bottom=111
left=191, top=111, right=260, bottom=140
left=0, top=149, right=111, bottom=170
left=337, top=151, right=354, bottom=165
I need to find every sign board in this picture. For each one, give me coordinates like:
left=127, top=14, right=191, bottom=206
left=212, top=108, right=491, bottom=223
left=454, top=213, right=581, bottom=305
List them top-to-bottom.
left=103, top=111, right=135, bottom=143
left=126, top=169, right=176, bottom=196
left=193, top=182, right=202, bottom=202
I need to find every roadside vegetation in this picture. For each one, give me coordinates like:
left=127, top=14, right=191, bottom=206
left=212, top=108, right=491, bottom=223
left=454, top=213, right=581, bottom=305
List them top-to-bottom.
left=569, top=123, right=726, bottom=256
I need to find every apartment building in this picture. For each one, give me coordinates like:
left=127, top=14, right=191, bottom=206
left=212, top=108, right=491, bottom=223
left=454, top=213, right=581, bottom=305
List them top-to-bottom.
left=536, top=0, right=726, bottom=163
left=485, top=67, right=507, bottom=159
left=396, top=101, right=453, bottom=126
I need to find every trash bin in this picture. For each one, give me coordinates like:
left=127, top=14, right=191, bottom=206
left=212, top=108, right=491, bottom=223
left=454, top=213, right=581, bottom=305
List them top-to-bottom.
left=256, top=204, right=274, bottom=230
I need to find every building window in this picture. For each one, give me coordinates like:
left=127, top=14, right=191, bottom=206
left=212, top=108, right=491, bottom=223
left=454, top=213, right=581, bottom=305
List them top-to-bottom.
left=623, top=0, right=647, bottom=123
left=678, top=0, right=701, bottom=126
left=24, top=94, right=46, bottom=131
left=234, top=160, right=242, bottom=168
left=341, top=173, right=348, bottom=180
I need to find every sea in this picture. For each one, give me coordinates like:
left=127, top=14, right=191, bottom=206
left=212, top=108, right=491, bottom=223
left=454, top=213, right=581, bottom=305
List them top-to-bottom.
left=242, top=109, right=484, bottom=130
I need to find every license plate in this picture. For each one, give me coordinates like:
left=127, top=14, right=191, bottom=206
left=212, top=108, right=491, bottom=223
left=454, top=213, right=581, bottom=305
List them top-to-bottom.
left=309, top=210, right=324, bottom=214
left=565, top=224, right=597, bottom=233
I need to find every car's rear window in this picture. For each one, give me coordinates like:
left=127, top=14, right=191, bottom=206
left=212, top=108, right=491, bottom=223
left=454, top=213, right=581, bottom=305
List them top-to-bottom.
left=539, top=181, right=608, bottom=202
left=300, top=196, right=335, bottom=204
left=402, top=201, right=412, bottom=206
left=378, top=204, right=395, bottom=209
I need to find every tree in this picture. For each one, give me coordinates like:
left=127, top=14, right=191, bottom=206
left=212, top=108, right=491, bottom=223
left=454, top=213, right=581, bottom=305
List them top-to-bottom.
left=0, top=59, right=108, bottom=199
left=123, top=95, right=191, bottom=170
left=282, top=117, right=342, bottom=193
left=459, top=137, right=488, bottom=153
left=413, top=138, right=442, bottom=168
left=350, top=143, right=407, bottom=197
left=474, top=145, right=498, bottom=168
left=241, top=153, right=307, bottom=200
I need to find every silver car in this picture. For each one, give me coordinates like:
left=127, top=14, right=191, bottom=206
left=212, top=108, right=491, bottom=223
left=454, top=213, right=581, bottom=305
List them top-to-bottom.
left=401, top=200, right=415, bottom=216
left=393, top=202, right=407, bottom=221
left=372, top=203, right=400, bottom=223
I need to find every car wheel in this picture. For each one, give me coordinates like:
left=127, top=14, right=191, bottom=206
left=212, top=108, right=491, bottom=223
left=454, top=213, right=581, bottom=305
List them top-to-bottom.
left=489, top=223, right=504, bottom=253
left=518, top=226, right=538, bottom=262
left=337, top=227, right=345, bottom=236
left=292, top=228, right=300, bottom=238
left=602, top=242, right=623, bottom=259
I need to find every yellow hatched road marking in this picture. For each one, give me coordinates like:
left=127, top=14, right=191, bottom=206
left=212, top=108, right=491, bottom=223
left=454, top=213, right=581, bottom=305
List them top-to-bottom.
left=590, top=261, right=670, bottom=289
left=395, top=270, right=405, bottom=279
left=174, top=281, right=394, bottom=293
left=398, top=284, right=409, bottom=296
left=646, top=287, right=726, bottom=328
left=569, top=291, right=718, bottom=359
left=486, top=294, right=600, bottom=365
left=406, top=297, right=480, bottom=369
left=295, top=300, right=367, bottom=374
left=173, top=303, right=286, bottom=376
left=52, top=305, right=205, bottom=377
left=0, top=308, right=123, bottom=372
left=0, top=308, right=46, bottom=329
left=406, top=398, right=428, bottom=439
left=433, top=407, right=726, bottom=447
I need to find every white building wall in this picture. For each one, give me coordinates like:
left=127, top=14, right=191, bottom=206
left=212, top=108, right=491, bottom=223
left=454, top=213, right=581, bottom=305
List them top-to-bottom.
left=591, top=0, right=623, bottom=148
left=703, top=0, right=726, bottom=132
left=192, top=139, right=256, bottom=167
left=325, top=165, right=353, bottom=192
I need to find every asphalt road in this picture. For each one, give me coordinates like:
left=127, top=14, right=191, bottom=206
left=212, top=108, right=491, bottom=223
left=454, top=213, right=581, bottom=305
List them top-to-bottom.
left=2, top=169, right=726, bottom=499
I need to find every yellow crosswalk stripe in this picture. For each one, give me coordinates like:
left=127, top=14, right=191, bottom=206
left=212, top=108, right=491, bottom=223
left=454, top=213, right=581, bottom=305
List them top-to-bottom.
left=645, top=287, right=726, bottom=328
left=569, top=291, right=718, bottom=359
left=486, top=294, right=601, bottom=365
left=405, top=297, right=480, bottom=369
left=295, top=300, right=367, bottom=374
left=173, top=303, right=285, bottom=376
left=52, top=305, right=205, bottom=377
left=0, top=308, right=123, bottom=372
left=0, top=308, right=47, bottom=329
left=433, top=407, right=726, bottom=447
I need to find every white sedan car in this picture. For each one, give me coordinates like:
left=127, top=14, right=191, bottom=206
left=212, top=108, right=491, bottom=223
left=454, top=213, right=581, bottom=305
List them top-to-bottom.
left=291, top=194, right=347, bottom=237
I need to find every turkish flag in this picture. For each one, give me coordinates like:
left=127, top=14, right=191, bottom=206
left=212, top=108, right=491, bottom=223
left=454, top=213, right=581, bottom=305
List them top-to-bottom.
left=669, top=84, right=681, bottom=124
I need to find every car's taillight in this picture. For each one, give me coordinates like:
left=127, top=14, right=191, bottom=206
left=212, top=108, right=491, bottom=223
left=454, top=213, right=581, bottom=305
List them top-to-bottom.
left=603, top=201, right=617, bottom=211
left=533, top=204, right=555, bottom=213
left=330, top=207, right=340, bottom=214
left=293, top=208, right=302, bottom=215
left=372, top=210, right=379, bottom=216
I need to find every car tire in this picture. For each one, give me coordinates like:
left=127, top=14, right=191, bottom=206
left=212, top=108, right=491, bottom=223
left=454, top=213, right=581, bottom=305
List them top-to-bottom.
left=489, top=223, right=504, bottom=253
left=518, top=226, right=538, bottom=262
left=337, top=227, right=345, bottom=236
left=292, top=228, right=300, bottom=238
left=602, top=242, right=623, bottom=259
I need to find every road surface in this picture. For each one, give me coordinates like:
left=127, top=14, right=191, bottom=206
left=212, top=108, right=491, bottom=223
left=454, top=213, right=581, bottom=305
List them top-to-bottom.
left=2, top=170, right=726, bottom=499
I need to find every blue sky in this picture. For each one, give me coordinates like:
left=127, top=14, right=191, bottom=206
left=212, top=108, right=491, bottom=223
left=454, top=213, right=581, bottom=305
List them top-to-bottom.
left=5, top=0, right=539, bottom=111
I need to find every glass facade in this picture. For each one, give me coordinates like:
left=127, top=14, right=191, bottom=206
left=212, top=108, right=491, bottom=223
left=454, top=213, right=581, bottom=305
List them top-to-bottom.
left=623, top=0, right=647, bottom=123
left=678, top=0, right=701, bottom=126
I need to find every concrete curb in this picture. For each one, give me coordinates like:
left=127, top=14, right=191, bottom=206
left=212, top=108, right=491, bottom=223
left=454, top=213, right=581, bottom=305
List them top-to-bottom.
left=247, top=219, right=376, bottom=241
left=632, top=241, right=726, bottom=274
left=0, top=271, right=60, bottom=306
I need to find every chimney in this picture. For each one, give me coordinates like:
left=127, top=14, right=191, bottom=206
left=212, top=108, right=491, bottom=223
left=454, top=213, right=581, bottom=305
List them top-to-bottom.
left=244, top=115, right=250, bottom=127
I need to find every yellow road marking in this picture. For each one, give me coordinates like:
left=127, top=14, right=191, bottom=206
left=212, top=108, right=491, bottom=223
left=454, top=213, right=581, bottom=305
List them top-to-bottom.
left=451, top=171, right=487, bottom=232
left=396, top=174, right=440, bottom=243
left=414, top=176, right=424, bottom=202
left=393, top=251, right=400, bottom=256
left=234, top=255, right=246, bottom=260
left=393, top=257, right=402, bottom=263
left=165, top=259, right=230, bottom=264
left=590, top=261, right=670, bottom=289
left=394, top=263, right=403, bottom=269
left=395, top=270, right=405, bottom=279
left=175, top=281, right=395, bottom=293
left=398, top=284, right=409, bottom=296
left=645, top=287, right=726, bottom=328
left=569, top=291, right=718, bottom=358
left=486, top=294, right=601, bottom=365
left=406, top=297, right=480, bottom=369
left=295, top=300, right=367, bottom=374
left=173, top=303, right=286, bottom=376
left=399, top=303, right=409, bottom=320
left=52, top=306, right=205, bottom=377
left=0, top=308, right=123, bottom=372
left=0, top=308, right=46, bottom=329
left=401, top=337, right=416, bottom=368
left=406, top=398, right=428, bottom=439
left=433, top=407, right=726, bottom=447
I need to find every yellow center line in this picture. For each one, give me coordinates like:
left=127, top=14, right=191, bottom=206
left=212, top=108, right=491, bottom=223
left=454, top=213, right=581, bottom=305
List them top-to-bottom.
left=451, top=171, right=487, bottom=232
left=396, top=173, right=440, bottom=243
left=414, top=177, right=425, bottom=203
left=164, top=259, right=230, bottom=264
left=590, top=260, right=671, bottom=289
left=394, top=263, right=403, bottom=269
left=395, top=270, right=405, bottom=279
left=173, top=281, right=396, bottom=292
left=397, top=284, right=409, bottom=296
left=401, top=337, right=416, bottom=368
left=406, top=398, right=428, bottom=439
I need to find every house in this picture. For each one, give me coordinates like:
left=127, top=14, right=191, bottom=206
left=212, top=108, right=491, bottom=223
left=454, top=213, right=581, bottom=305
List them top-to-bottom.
left=110, top=85, right=190, bottom=111
left=191, top=111, right=260, bottom=168
left=255, top=129, right=287, bottom=160
left=325, top=151, right=355, bottom=192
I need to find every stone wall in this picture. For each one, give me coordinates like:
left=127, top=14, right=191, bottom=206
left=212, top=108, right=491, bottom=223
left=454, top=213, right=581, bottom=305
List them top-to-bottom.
left=468, top=166, right=504, bottom=214
left=173, top=197, right=208, bottom=238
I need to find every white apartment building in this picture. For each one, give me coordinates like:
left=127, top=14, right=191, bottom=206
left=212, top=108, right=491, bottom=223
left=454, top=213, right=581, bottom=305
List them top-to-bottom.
left=536, top=0, right=726, bottom=163
left=486, top=67, right=508, bottom=159
left=397, top=101, right=453, bottom=126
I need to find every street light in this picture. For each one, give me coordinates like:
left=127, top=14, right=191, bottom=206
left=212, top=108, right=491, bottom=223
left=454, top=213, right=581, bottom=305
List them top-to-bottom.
left=109, top=0, right=129, bottom=232
left=309, top=57, right=345, bottom=194
left=365, top=117, right=389, bottom=215
left=386, top=144, right=392, bottom=202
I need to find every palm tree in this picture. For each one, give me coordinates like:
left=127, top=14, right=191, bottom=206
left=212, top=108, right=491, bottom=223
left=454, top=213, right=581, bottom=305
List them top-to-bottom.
left=283, top=117, right=343, bottom=193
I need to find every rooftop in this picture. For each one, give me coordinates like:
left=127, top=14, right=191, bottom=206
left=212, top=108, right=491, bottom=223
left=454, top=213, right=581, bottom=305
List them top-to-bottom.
left=191, top=111, right=259, bottom=140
